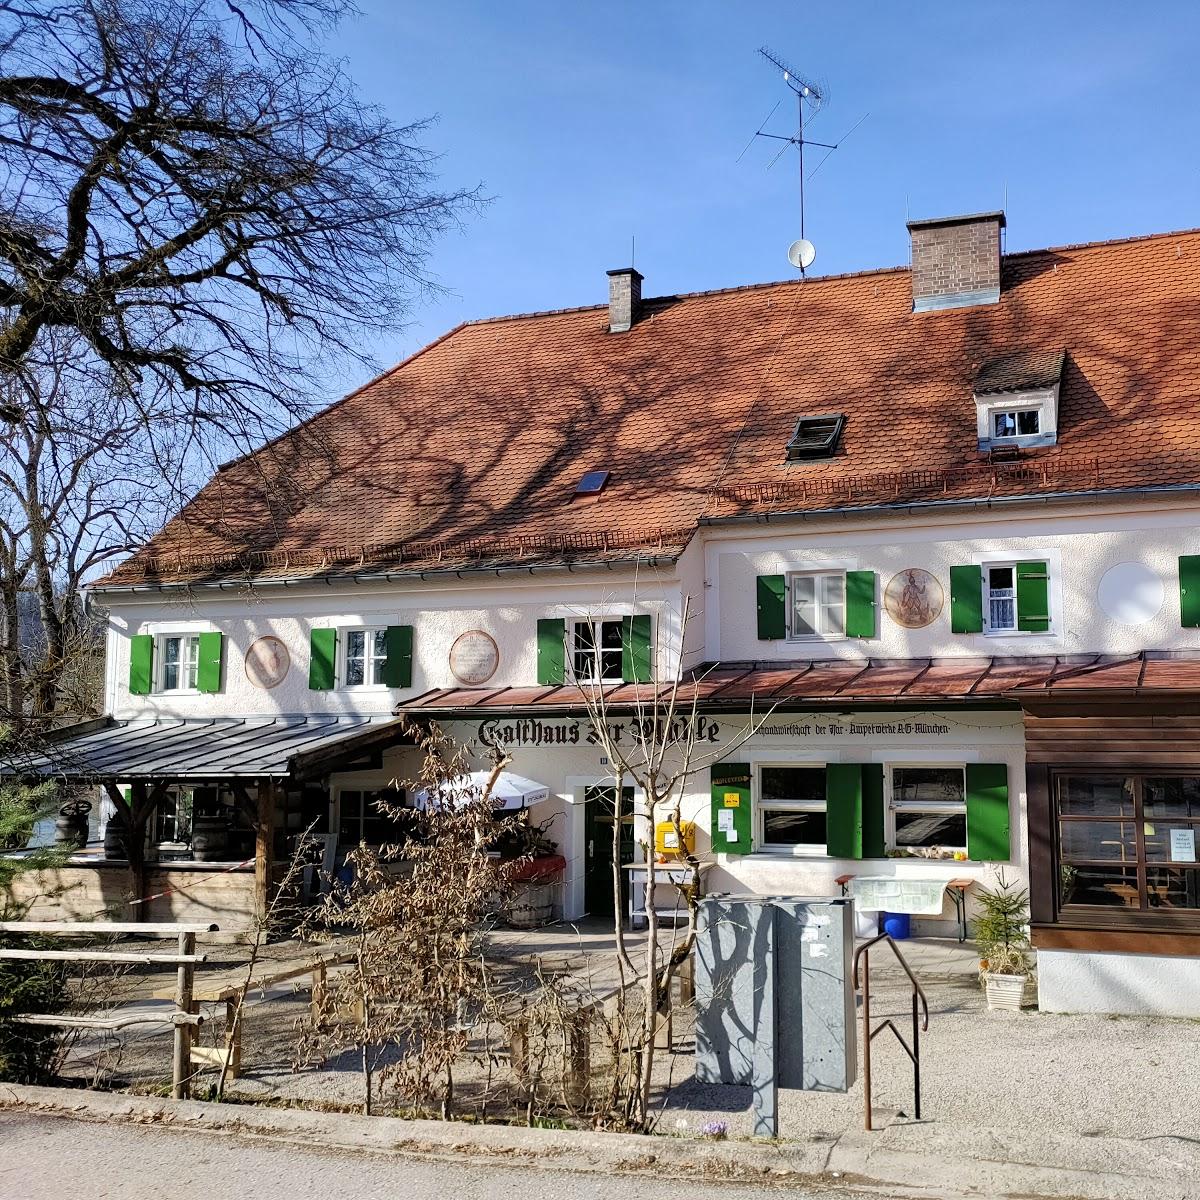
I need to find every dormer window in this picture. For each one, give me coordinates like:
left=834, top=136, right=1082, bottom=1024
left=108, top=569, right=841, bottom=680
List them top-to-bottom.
left=973, top=349, right=1065, bottom=452
left=786, top=413, right=844, bottom=461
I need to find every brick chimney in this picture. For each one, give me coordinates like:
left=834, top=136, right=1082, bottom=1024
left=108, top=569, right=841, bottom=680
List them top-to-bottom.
left=907, top=212, right=1005, bottom=313
left=607, top=267, right=643, bottom=333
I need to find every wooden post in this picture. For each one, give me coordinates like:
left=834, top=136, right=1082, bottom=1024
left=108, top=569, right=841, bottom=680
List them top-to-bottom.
left=255, top=778, right=276, bottom=924
left=126, top=782, right=150, bottom=922
left=172, top=930, right=196, bottom=1099
left=311, top=961, right=328, bottom=1024
left=224, top=998, right=242, bottom=1080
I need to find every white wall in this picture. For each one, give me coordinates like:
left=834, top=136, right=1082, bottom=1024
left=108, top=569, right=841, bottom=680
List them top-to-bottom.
left=707, top=497, right=1200, bottom=661
left=101, top=566, right=687, bottom=719
left=1038, top=948, right=1200, bottom=1018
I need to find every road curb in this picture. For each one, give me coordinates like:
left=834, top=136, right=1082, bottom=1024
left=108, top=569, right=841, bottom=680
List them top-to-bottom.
left=2, top=1082, right=1197, bottom=1199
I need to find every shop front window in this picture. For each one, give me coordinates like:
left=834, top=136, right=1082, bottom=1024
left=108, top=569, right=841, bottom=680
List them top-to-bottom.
left=759, top=766, right=826, bottom=850
left=890, top=766, right=967, bottom=850
left=1056, top=774, right=1200, bottom=912
left=337, top=787, right=408, bottom=849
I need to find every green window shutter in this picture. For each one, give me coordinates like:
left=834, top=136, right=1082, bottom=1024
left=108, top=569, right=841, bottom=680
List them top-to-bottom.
left=1180, top=556, right=1200, bottom=627
left=1015, top=561, right=1050, bottom=632
left=949, top=565, right=984, bottom=633
left=845, top=570, right=877, bottom=638
left=756, top=574, right=787, bottom=640
left=620, top=614, right=652, bottom=684
left=537, top=618, right=566, bottom=685
left=383, top=625, right=413, bottom=688
left=308, top=628, right=337, bottom=690
left=196, top=632, right=224, bottom=694
left=128, top=634, right=154, bottom=696
left=710, top=762, right=752, bottom=855
left=966, top=762, right=1010, bottom=862
left=861, top=763, right=886, bottom=859
left=826, top=764, right=862, bottom=858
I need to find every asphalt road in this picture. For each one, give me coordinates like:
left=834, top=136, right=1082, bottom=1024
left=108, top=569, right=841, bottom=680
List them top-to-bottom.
left=0, top=1112, right=904, bottom=1200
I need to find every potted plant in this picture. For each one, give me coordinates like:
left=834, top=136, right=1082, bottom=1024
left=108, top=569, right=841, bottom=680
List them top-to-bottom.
left=973, top=870, right=1033, bottom=1012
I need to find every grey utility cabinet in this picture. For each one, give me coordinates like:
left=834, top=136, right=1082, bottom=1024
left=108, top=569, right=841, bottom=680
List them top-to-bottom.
left=694, top=894, right=857, bottom=1136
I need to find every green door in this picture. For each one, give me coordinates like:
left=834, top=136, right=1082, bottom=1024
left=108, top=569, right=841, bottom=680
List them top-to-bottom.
left=584, top=785, right=635, bottom=917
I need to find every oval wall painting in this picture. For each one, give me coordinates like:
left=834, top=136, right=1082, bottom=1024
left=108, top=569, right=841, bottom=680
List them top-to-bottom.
left=1098, top=562, right=1163, bottom=626
left=884, top=568, right=944, bottom=630
left=449, top=630, right=500, bottom=685
left=244, top=636, right=291, bottom=689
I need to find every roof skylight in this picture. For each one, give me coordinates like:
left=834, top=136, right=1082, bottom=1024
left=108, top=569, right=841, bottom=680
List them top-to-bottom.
left=785, top=414, right=845, bottom=461
left=574, top=469, right=611, bottom=496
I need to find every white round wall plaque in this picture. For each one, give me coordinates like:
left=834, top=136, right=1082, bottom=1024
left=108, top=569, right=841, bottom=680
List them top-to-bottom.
left=1097, top=562, right=1164, bottom=626
left=449, top=630, right=500, bottom=685
left=244, top=635, right=291, bottom=689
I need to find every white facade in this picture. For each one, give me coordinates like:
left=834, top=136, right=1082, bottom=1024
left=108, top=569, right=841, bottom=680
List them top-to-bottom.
left=91, top=492, right=1200, bottom=1012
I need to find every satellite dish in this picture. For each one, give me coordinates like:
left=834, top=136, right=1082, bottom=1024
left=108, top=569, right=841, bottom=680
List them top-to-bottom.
left=788, top=238, right=816, bottom=270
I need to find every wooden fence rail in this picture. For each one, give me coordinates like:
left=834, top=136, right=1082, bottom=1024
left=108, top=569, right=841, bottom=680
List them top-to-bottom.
left=0, top=919, right=218, bottom=1099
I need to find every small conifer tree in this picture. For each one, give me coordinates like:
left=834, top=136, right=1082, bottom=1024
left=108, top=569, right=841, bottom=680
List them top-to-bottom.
left=972, top=870, right=1031, bottom=977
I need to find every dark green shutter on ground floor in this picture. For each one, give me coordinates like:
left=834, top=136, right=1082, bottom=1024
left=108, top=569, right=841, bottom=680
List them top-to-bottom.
left=950, top=565, right=984, bottom=633
left=756, top=575, right=786, bottom=640
left=537, top=618, right=566, bottom=685
left=129, top=634, right=153, bottom=695
left=710, top=762, right=752, bottom=854
left=825, top=763, right=885, bottom=859
left=966, top=763, right=1010, bottom=862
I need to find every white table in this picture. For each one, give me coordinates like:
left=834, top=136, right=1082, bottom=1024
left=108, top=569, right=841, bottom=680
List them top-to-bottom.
left=624, top=862, right=714, bottom=929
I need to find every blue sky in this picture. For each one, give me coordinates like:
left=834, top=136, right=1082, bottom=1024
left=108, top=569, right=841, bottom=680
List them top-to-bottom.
left=329, top=2, right=1198, bottom=380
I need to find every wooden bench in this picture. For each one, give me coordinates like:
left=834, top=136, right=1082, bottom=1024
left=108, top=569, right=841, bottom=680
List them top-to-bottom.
left=150, top=946, right=357, bottom=1080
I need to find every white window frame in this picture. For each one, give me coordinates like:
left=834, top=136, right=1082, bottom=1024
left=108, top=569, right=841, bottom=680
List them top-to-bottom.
left=973, top=383, right=1059, bottom=450
left=976, top=557, right=1051, bottom=637
left=786, top=569, right=847, bottom=642
left=570, top=618, right=624, bottom=684
left=339, top=626, right=388, bottom=689
left=155, top=632, right=201, bottom=694
left=756, top=762, right=828, bottom=856
left=887, top=763, right=968, bottom=855
left=154, top=785, right=193, bottom=846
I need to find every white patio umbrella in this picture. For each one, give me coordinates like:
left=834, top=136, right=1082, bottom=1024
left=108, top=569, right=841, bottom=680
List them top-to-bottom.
left=414, top=769, right=550, bottom=813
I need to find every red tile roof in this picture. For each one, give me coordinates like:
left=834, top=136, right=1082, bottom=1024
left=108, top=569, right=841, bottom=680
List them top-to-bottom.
left=96, top=226, right=1200, bottom=588
left=397, top=652, right=1200, bottom=714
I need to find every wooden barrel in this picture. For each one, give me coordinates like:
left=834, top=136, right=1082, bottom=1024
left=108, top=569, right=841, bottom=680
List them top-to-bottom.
left=190, top=815, right=229, bottom=862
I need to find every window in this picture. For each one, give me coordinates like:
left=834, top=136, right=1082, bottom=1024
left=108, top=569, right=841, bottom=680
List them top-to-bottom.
left=990, top=408, right=1041, bottom=441
left=786, top=413, right=845, bottom=461
left=574, top=470, right=610, bottom=497
left=982, top=561, right=1050, bottom=634
left=986, top=565, right=1016, bottom=632
left=789, top=571, right=845, bottom=639
left=572, top=620, right=624, bottom=682
left=343, top=628, right=387, bottom=687
left=158, top=634, right=200, bottom=692
left=759, top=766, right=826, bottom=850
left=891, top=767, right=967, bottom=851
left=1056, top=774, right=1200, bottom=912
left=155, top=786, right=193, bottom=845
left=337, top=787, right=408, bottom=848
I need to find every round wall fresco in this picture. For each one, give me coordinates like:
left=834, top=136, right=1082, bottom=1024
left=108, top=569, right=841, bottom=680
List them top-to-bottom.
left=883, top=568, right=945, bottom=630
left=243, top=635, right=290, bottom=689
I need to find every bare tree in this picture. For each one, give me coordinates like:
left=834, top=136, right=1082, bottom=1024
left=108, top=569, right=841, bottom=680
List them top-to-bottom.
left=0, top=0, right=479, bottom=726
left=569, top=593, right=772, bottom=1130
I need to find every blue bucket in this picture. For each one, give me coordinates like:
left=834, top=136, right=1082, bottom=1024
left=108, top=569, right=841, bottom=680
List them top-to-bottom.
left=882, top=912, right=911, bottom=940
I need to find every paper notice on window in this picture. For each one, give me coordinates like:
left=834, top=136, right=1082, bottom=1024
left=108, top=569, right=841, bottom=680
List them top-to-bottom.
left=717, top=809, right=735, bottom=834
left=1169, top=828, right=1197, bottom=863
left=725, top=829, right=738, bottom=843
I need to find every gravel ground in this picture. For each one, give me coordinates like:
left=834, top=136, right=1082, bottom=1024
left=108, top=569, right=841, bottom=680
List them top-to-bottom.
left=55, top=937, right=1200, bottom=1144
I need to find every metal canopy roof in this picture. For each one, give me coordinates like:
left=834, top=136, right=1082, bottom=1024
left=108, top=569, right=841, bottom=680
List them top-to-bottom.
left=9, top=715, right=407, bottom=781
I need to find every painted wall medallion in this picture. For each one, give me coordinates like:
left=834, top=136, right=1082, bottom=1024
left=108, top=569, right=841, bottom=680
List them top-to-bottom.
left=884, top=568, right=944, bottom=630
left=449, top=630, right=500, bottom=685
left=244, top=635, right=291, bottom=689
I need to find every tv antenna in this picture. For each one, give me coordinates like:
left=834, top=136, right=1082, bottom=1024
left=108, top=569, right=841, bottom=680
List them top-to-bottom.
left=741, top=47, right=867, bottom=275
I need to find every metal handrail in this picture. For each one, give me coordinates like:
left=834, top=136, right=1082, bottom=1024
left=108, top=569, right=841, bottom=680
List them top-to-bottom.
left=852, top=933, right=930, bottom=1131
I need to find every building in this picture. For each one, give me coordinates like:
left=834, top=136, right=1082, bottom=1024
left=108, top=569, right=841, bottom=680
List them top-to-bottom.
left=15, top=212, right=1200, bottom=1015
